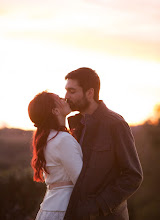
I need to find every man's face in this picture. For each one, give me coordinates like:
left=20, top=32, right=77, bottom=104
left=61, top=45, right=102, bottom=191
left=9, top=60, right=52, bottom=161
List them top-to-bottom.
left=65, top=79, right=89, bottom=112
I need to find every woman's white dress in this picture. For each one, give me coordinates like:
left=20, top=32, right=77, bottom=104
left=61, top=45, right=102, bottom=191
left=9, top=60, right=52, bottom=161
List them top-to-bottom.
left=35, top=130, right=83, bottom=220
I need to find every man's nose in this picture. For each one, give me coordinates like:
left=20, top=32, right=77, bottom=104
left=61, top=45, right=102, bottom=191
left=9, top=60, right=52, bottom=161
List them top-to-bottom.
left=65, top=92, right=69, bottom=100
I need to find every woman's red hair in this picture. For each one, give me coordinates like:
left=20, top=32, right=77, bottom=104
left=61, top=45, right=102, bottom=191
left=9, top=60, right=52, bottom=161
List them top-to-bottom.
left=28, top=91, right=60, bottom=182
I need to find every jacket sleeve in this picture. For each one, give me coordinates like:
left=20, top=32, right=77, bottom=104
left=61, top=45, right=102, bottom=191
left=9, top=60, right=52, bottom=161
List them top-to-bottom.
left=96, top=120, right=143, bottom=215
left=58, top=134, right=83, bottom=185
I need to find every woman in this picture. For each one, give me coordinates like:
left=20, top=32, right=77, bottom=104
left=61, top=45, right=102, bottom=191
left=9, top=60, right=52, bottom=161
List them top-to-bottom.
left=28, top=91, right=83, bottom=220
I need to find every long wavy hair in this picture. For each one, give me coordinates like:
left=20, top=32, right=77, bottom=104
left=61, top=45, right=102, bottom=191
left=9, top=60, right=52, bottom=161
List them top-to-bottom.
left=28, top=91, right=64, bottom=182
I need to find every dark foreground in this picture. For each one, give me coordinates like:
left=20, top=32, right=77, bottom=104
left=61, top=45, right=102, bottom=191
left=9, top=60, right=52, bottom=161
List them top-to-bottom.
left=0, top=123, right=160, bottom=220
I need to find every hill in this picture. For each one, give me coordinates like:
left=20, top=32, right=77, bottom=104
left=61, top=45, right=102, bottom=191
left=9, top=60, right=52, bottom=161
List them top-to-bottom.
left=0, top=128, right=33, bottom=171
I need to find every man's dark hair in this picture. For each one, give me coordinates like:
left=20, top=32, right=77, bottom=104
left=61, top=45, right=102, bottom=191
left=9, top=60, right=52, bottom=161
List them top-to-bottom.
left=65, top=67, right=100, bottom=102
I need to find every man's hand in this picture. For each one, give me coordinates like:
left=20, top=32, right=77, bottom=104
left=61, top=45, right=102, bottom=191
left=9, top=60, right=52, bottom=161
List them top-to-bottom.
left=75, top=197, right=100, bottom=220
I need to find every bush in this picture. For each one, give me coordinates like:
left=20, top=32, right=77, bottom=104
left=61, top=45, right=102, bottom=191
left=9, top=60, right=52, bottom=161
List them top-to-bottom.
left=0, top=168, right=46, bottom=220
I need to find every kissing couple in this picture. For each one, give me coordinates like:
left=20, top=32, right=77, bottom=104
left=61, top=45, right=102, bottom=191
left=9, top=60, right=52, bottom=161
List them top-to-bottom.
left=28, top=67, right=143, bottom=220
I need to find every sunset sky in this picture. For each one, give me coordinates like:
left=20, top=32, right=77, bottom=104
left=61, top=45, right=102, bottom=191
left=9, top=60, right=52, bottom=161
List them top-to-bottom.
left=0, top=0, right=160, bottom=130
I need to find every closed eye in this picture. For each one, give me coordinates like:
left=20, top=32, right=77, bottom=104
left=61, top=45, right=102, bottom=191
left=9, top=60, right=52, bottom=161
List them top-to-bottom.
left=66, top=88, right=76, bottom=94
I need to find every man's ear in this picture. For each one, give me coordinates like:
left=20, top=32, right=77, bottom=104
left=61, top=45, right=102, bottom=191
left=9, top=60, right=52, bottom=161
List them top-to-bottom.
left=86, top=88, right=94, bottom=100
left=52, top=108, right=60, bottom=116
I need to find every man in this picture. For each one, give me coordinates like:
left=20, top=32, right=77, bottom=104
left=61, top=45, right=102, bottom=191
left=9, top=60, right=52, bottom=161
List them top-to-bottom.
left=64, top=67, right=143, bottom=220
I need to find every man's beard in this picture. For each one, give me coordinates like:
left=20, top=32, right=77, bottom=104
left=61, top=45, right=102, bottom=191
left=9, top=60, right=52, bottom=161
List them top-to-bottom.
left=67, top=97, right=90, bottom=112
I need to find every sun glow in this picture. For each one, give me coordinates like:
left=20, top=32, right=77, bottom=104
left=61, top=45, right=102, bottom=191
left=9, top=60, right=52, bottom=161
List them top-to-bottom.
left=0, top=0, right=160, bottom=129
left=1, top=35, right=159, bottom=130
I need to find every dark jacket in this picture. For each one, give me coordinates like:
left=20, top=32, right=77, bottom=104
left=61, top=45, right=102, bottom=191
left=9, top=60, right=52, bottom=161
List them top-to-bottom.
left=64, top=101, right=143, bottom=220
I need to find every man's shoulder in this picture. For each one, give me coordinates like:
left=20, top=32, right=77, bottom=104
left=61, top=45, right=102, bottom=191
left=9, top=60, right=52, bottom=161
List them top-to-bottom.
left=97, top=101, right=125, bottom=124
left=101, top=108, right=130, bottom=133
left=105, top=109, right=125, bottom=123
left=68, top=113, right=82, bottom=128
left=68, top=113, right=81, bottom=121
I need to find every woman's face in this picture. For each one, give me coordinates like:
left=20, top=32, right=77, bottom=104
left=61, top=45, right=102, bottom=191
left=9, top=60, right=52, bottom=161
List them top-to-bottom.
left=53, top=94, right=71, bottom=116
left=59, top=98, right=72, bottom=116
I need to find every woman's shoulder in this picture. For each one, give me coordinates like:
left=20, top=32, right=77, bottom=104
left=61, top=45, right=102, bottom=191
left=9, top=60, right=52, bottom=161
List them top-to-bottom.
left=47, top=130, right=82, bottom=157
left=48, top=130, right=76, bottom=143
left=58, top=130, right=72, bottom=137
left=46, top=131, right=72, bottom=153
left=55, top=131, right=81, bottom=150
left=58, top=131, right=78, bottom=144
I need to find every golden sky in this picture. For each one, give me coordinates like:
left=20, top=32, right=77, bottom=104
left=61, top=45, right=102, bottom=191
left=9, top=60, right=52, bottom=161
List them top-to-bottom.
left=0, top=0, right=160, bottom=129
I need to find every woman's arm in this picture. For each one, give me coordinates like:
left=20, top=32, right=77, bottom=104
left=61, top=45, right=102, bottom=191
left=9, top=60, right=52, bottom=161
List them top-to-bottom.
left=58, top=134, right=83, bottom=184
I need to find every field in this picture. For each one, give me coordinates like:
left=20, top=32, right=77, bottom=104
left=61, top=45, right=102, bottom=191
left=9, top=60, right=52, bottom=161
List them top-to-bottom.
left=0, top=124, right=160, bottom=220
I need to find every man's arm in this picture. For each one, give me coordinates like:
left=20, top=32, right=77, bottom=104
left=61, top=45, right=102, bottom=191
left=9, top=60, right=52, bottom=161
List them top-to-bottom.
left=96, top=120, right=143, bottom=215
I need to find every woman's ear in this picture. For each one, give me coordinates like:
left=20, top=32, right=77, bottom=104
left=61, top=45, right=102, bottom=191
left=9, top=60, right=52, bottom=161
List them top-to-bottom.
left=52, top=108, right=60, bottom=116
